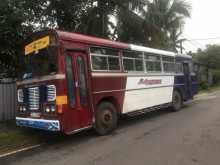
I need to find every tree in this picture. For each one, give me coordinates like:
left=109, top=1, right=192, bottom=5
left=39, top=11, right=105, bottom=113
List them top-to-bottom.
left=0, top=0, right=33, bottom=77
left=0, top=0, right=191, bottom=78
left=143, top=0, right=191, bottom=51
left=194, top=45, right=220, bottom=69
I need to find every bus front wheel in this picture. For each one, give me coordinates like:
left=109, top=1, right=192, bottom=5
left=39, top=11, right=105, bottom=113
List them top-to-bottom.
left=171, top=90, right=183, bottom=112
left=95, top=102, right=118, bottom=135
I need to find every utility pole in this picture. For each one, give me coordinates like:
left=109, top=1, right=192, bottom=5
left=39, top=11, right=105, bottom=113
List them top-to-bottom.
left=180, top=40, right=183, bottom=54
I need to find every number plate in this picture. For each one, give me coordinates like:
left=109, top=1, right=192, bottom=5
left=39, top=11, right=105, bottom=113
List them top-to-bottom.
left=30, top=112, right=41, bottom=118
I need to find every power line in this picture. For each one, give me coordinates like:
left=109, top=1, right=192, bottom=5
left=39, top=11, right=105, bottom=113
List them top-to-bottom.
left=188, top=37, right=220, bottom=41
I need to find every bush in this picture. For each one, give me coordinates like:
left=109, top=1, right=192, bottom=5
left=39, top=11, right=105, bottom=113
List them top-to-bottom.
left=212, top=70, right=220, bottom=85
left=199, top=80, right=209, bottom=90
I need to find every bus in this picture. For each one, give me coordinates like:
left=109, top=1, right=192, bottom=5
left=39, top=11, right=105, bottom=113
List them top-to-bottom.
left=16, top=30, right=198, bottom=135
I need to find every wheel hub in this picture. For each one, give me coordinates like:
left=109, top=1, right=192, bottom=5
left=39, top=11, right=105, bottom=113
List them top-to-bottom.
left=101, top=110, right=113, bottom=126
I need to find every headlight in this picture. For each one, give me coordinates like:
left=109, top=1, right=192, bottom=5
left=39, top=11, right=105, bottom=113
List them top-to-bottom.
left=47, top=85, right=56, bottom=102
left=17, top=89, right=24, bottom=103
left=45, top=105, right=56, bottom=114
left=50, top=105, right=56, bottom=112
left=19, top=106, right=26, bottom=112
left=23, top=107, right=26, bottom=112
left=46, top=107, right=50, bottom=113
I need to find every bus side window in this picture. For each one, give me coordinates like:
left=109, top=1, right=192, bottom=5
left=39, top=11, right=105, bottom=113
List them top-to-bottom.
left=90, top=47, right=120, bottom=71
left=122, top=51, right=144, bottom=72
left=144, top=53, right=162, bottom=72
left=65, top=55, right=76, bottom=108
left=76, top=56, right=88, bottom=106
left=162, top=56, right=175, bottom=73
left=175, top=63, right=184, bottom=74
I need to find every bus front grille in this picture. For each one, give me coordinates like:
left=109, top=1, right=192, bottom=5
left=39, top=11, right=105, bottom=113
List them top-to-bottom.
left=28, top=87, right=40, bottom=110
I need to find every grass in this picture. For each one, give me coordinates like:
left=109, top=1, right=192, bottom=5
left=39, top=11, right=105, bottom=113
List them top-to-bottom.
left=198, top=84, right=220, bottom=95
left=0, top=120, right=45, bottom=154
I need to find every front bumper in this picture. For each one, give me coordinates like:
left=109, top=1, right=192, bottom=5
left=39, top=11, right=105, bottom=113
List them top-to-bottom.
left=16, top=117, right=60, bottom=131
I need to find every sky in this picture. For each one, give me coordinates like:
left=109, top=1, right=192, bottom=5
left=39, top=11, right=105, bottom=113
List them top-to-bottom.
left=183, top=0, right=220, bottom=53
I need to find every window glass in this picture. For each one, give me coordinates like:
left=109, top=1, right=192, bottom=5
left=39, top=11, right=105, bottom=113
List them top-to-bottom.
left=21, top=46, right=57, bottom=79
left=90, top=47, right=120, bottom=71
left=90, top=47, right=118, bottom=56
left=122, top=51, right=144, bottom=72
left=123, top=51, right=143, bottom=59
left=144, top=53, right=161, bottom=72
left=145, top=54, right=161, bottom=61
left=65, top=55, right=75, bottom=108
left=77, top=56, right=88, bottom=106
left=91, top=56, right=108, bottom=70
left=162, top=56, right=175, bottom=73
left=162, top=56, right=174, bottom=62
left=108, top=57, right=120, bottom=70
left=123, top=58, right=134, bottom=71
left=135, top=59, right=144, bottom=71
left=146, top=61, right=161, bottom=72
left=146, top=61, right=154, bottom=71
left=155, top=62, right=162, bottom=71
left=189, top=62, right=194, bottom=74
left=164, top=63, right=175, bottom=72
left=175, top=63, right=183, bottom=73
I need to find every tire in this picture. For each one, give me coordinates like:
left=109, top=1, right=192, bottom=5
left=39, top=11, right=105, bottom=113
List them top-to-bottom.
left=171, top=90, right=182, bottom=112
left=94, top=102, right=118, bottom=135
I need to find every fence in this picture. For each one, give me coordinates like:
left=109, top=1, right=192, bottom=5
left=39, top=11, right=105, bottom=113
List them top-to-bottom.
left=0, top=82, right=17, bottom=121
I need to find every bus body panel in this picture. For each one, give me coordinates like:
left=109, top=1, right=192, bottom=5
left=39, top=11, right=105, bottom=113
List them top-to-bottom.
left=16, top=30, right=198, bottom=134
left=91, top=75, right=127, bottom=114
left=122, top=75, right=174, bottom=113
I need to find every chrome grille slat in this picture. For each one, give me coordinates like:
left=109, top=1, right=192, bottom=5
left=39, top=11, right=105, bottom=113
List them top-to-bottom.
left=47, top=85, right=56, bottom=102
left=28, top=87, right=40, bottom=110
left=17, top=89, right=24, bottom=103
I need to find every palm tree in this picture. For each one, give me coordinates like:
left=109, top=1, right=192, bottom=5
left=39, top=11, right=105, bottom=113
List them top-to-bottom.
left=78, top=0, right=145, bottom=39
left=113, top=0, right=147, bottom=43
left=144, top=0, right=191, bottom=51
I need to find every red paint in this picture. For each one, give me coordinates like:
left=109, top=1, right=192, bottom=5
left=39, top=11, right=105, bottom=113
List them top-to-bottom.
left=17, top=29, right=128, bottom=134
left=57, top=30, right=129, bottom=49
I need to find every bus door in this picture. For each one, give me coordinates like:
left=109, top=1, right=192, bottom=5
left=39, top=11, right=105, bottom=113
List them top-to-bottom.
left=64, top=50, right=93, bottom=133
left=183, top=62, right=192, bottom=99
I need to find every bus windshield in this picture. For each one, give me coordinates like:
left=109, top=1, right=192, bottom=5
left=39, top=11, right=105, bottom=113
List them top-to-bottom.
left=21, top=46, right=58, bottom=80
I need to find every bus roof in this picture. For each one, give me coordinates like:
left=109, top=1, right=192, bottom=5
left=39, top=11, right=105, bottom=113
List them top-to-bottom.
left=56, top=30, right=176, bottom=57
left=57, top=30, right=129, bottom=49
left=130, top=44, right=176, bottom=57
left=176, top=54, right=192, bottom=59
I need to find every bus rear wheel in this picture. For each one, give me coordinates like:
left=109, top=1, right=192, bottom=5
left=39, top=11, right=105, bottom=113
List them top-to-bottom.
left=171, top=90, right=182, bottom=112
left=95, top=102, right=118, bottom=136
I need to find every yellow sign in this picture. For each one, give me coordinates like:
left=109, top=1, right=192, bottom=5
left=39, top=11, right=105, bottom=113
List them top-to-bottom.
left=25, top=36, right=50, bottom=55
left=56, top=96, right=68, bottom=105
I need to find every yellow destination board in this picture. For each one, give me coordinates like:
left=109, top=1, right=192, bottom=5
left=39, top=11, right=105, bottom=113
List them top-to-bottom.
left=25, top=36, right=50, bottom=55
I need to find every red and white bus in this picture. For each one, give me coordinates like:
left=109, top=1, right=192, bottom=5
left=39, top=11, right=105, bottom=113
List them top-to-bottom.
left=16, top=30, right=197, bottom=135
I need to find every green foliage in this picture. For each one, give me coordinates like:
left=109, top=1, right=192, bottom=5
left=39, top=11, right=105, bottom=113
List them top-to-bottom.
left=0, top=0, right=191, bottom=77
left=0, top=0, right=33, bottom=77
left=194, top=45, right=220, bottom=69
left=212, top=70, right=220, bottom=85
left=199, top=80, right=209, bottom=90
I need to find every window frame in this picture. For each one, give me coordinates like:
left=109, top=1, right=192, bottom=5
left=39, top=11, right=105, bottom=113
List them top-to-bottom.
left=89, top=46, right=177, bottom=75
left=89, top=47, right=121, bottom=72
left=122, top=51, right=144, bottom=72
left=144, top=53, right=162, bottom=73
left=65, top=55, right=76, bottom=108
left=76, top=56, right=88, bottom=106
left=162, top=56, right=175, bottom=73
left=175, top=62, right=184, bottom=74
